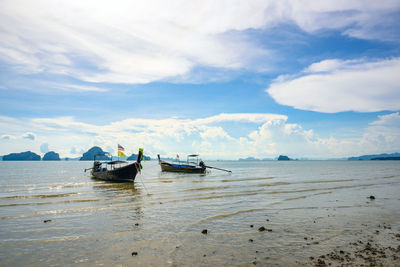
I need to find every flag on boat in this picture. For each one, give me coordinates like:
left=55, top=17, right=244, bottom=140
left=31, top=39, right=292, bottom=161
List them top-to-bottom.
left=118, top=144, right=126, bottom=157
left=139, top=148, right=145, bottom=165
left=177, top=154, right=179, bottom=159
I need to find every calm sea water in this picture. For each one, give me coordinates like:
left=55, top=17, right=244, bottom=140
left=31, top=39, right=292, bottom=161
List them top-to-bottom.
left=0, top=161, right=399, bottom=266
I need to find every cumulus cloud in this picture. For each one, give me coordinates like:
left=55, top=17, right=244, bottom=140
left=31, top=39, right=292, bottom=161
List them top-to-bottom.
left=0, top=1, right=399, bottom=84
left=267, top=57, right=400, bottom=113
left=362, top=112, right=400, bottom=152
left=1, top=113, right=400, bottom=159
left=22, top=132, right=35, bottom=140
left=1, top=134, right=16, bottom=140
left=40, top=143, right=49, bottom=153
left=70, top=147, right=77, bottom=154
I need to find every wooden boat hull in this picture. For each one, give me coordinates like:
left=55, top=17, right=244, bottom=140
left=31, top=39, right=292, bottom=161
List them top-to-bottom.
left=159, top=161, right=206, bottom=173
left=91, top=162, right=140, bottom=182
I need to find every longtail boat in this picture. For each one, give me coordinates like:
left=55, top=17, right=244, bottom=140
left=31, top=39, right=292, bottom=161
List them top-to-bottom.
left=85, top=148, right=144, bottom=182
left=157, top=154, right=206, bottom=173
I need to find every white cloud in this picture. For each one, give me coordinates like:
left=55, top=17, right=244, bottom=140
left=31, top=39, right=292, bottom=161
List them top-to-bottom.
left=0, top=1, right=399, bottom=84
left=267, top=57, right=400, bottom=113
left=44, top=83, right=108, bottom=92
left=2, top=112, right=400, bottom=159
left=362, top=112, right=400, bottom=152
left=369, top=112, right=400, bottom=127
left=199, top=126, right=232, bottom=140
left=22, top=132, right=35, bottom=140
left=1, top=134, right=16, bottom=140
left=40, top=143, right=49, bottom=153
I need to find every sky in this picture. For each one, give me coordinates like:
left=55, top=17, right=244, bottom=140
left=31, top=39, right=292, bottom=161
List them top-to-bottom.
left=1, top=0, right=400, bottom=160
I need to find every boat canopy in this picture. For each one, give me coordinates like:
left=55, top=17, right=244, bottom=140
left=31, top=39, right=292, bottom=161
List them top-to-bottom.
left=187, top=154, right=199, bottom=157
left=106, top=160, right=128, bottom=165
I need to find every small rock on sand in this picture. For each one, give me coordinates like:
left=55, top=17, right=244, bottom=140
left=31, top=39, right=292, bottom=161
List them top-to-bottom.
left=202, top=229, right=208, bottom=234
left=131, top=252, right=138, bottom=256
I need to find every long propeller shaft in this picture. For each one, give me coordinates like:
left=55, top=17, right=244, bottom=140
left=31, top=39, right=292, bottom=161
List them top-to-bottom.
left=205, top=165, right=232, bottom=173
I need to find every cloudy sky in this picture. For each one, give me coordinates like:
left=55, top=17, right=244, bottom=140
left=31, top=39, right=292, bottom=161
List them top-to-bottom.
left=1, top=0, right=400, bottom=159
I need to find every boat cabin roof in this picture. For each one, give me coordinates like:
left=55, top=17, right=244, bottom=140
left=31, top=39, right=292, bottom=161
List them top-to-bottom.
left=187, top=154, right=199, bottom=157
left=106, top=160, right=127, bottom=165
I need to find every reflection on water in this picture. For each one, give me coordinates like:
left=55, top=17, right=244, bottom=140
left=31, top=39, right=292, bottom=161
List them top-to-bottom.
left=0, top=160, right=399, bottom=266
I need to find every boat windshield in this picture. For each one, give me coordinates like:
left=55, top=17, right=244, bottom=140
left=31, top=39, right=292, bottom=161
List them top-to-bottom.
left=187, top=154, right=200, bottom=165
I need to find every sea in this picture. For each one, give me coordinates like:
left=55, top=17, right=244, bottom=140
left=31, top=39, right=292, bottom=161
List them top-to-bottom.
left=0, top=160, right=399, bottom=266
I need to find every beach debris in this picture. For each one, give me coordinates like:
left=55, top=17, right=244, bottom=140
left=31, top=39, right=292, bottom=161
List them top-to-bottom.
left=369, top=195, right=375, bottom=200
left=43, top=219, right=52, bottom=223
left=135, top=223, right=139, bottom=226
left=250, top=225, right=254, bottom=228
left=258, top=226, right=272, bottom=232
left=201, top=229, right=208, bottom=234
left=309, top=229, right=400, bottom=266
left=249, top=239, right=254, bottom=242
left=131, top=251, right=138, bottom=256
left=315, top=258, right=326, bottom=266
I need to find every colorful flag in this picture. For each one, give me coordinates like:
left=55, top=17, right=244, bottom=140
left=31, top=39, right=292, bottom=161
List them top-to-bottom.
left=118, top=144, right=125, bottom=151
left=139, top=148, right=145, bottom=162
left=118, top=150, right=126, bottom=157
left=177, top=154, right=179, bottom=158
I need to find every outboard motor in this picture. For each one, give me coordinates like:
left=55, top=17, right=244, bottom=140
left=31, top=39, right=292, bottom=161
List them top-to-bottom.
left=199, top=160, right=205, bottom=169
left=93, top=161, right=102, bottom=172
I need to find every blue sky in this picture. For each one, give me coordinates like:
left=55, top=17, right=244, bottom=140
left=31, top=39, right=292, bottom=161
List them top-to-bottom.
left=1, top=0, right=400, bottom=159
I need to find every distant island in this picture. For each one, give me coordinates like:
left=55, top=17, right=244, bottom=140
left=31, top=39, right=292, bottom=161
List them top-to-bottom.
left=0, top=146, right=152, bottom=161
left=80, top=146, right=111, bottom=161
left=80, top=146, right=151, bottom=161
left=1, top=150, right=399, bottom=161
left=3, top=151, right=41, bottom=161
left=42, top=151, right=60, bottom=161
left=127, top=153, right=151, bottom=161
left=348, top=153, right=400, bottom=160
left=238, top=155, right=292, bottom=161
left=277, top=155, right=292, bottom=161
left=239, top=157, right=274, bottom=161
left=371, top=157, right=400, bottom=160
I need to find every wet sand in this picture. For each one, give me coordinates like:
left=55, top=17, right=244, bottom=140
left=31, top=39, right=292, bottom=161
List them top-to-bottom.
left=1, top=161, right=400, bottom=266
left=307, top=222, right=400, bottom=266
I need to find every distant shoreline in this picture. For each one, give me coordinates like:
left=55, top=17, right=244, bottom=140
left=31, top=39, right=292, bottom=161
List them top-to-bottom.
left=1, top=151, right=399, bottom=161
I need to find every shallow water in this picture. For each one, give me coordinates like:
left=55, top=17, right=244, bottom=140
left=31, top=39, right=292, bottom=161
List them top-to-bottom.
left=0, top=160, right=399, bottom=266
